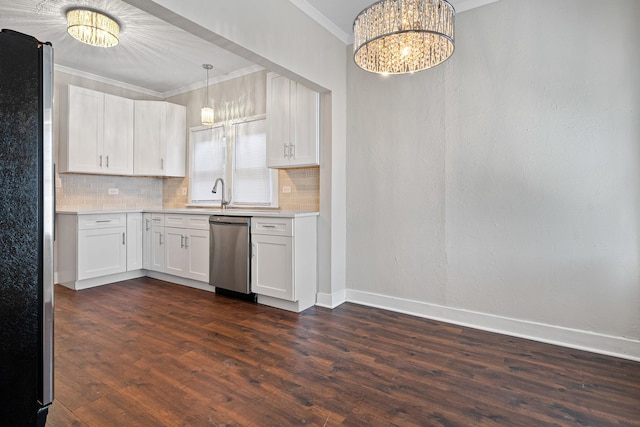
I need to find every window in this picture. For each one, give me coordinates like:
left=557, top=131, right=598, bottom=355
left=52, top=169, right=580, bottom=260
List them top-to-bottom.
left=188, top=116, right=277, bottom=207
left=233, top=118, right=274, bottom=205
left=189, top=125, right=225, bottom=204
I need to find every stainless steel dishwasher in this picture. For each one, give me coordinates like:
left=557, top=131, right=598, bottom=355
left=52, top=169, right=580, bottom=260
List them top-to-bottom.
left=209, top=215, right=255, bottom=300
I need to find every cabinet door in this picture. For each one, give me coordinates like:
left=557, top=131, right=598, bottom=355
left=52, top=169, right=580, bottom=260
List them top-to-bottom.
left=266, top=74, right=292, bottom=168
left=291, top=83, right=319, bottom=167
left=66, top=86, right=104, bottom=173
left=103, top=94, right=134, bottom=175
left=134, top=101, right=165, bottom=175
left=163, top=103, right=186, bottom=177
left=126, top=213, right=143, bottom=271
left=142, top=213, right=152, bottom=270
left=151, top=226, right=165, bottom=272
left=77, top=227, right=127, bottom=280
left=164, top=227, right=186, bottom=276
left=184, top=229, right=209, bottom=282
left=251, top=234, right=294, bottom=300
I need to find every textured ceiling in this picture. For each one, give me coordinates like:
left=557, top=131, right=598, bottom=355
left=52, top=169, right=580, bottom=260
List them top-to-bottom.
left=0, top=0, right=497, bottom=96
left=0, top=0, right=258, bottom=96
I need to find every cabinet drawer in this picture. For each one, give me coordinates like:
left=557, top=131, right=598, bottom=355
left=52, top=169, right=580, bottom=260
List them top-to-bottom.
left=78, top=213, right=127, bottom=230
left=150, top=213, right=165, bottom=227
left=164, top=214, right=210, bottom=230
left=165, top=214, right=187, bottom=228
left=185, top=215, right=210, bottom=230
left=252, top=217, right=293, bottom=236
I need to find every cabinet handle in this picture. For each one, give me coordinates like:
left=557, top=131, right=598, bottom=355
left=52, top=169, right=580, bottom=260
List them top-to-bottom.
left=283, top=143, right=288, bottom=158
left=290, top=144, right=295, bottom=159
left=99, top=155, right=103, bottom=167
left=106, top=155, right=109, bottom=168
left=161, top=158, right=164, bottom=170
left=145, top=218, right=150, bottom=231
left=153, top=218, right=161, bottom=222
left=95, top=220, right=111, bottom=223
left=262, top=224, right=276, bottom=228
left=122, top=232, right=125, bottom=245
left=159, top=233, right=163, bottom=245
left=180, top=235, right=184, bottom=248
left=184, top=236, right=189, bottom=249
left=252, top=243, right=256, bottom=258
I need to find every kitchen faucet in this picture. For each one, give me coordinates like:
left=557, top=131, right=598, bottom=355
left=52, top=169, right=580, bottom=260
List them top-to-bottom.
left=212, top=178, right=231, bottom=210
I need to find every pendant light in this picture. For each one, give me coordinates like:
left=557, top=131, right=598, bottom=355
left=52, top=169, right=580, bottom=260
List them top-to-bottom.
left=353, top=0, right=455, bottom=74
left=201, top=64, right=214, bottom=126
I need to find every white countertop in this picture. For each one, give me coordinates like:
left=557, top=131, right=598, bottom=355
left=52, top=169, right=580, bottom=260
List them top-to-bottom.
left=56, top=208, right=319, bottom=218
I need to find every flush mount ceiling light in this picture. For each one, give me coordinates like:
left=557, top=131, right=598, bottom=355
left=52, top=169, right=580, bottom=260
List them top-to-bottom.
left=353, top=0, right=455, bottom=74
left=67, top=8, right=120, bottom=48
left=201, top=64, right=214, bottom=126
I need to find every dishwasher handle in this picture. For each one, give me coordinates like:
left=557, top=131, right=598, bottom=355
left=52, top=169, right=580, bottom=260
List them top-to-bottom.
left=209, top=215, right=251, bottom=226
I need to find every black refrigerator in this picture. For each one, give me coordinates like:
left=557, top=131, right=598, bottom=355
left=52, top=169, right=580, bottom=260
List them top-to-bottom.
left=0, top=29, right=55, bottom=426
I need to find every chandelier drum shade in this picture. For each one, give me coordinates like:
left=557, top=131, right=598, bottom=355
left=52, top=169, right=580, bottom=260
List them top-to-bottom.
left=353, top=0, right=455, bottom=74
left=66, top=9, right=120, bottom=48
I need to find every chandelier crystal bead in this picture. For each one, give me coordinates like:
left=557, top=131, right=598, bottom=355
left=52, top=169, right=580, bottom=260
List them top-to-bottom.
left=353, top=0, right=455, bottom=74
left=67, top=9, right=119, bottom=48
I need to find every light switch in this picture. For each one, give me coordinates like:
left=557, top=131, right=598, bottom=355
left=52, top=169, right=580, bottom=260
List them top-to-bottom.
left=282, top=186, right=291, bottom=194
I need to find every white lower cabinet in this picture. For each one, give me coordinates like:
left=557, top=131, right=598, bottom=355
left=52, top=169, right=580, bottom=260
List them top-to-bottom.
left=57, top=211, right=317, bottom=307
left=57, top=212, right=139, bottom=290
left=126, top=213, right=143, bottom=271
left=142, top=213, right=152, bottom=269
left=146, top=214, right=209, bottom=283
left=149, top=214, right=166, bottom=273
left=251, top=216, right=317, bottom=312
left=77, top=227, right=127, bottom=280
left=165, top=227, right=209, bottom=282
left=252, top=234, right=293, bottom=300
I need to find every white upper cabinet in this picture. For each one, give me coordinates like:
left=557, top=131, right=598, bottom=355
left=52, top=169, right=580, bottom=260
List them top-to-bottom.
left=266, top=73, right=319, bottom=168
left=60, top=85, right=134, bottom=175
left=134, top=100, right=186, bottom=177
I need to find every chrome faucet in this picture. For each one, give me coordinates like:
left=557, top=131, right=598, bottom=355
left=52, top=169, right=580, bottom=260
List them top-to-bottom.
left=212, top=178, right=231, bottom=210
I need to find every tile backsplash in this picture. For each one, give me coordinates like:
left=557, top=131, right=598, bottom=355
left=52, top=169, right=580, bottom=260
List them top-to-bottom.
left=278, top=167, right=320, bottom=211
left=56, top=168, right=319, bottom=212
left=56, top=174, right=163, bottom=211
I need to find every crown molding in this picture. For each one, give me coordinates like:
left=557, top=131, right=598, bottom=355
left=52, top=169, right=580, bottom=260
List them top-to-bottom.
left=289, top=0, right=352, bottom=45
left=290, top=0, right=500, bottom=46
left=54, top=64, right=265, bottom=99
left=54, top=64, right=164, bottom=98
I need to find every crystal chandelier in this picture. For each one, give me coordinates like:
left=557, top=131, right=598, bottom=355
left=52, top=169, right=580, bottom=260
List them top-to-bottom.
left=353, top=0, right=455, bottom=74
left=67, top=9, right=120, bottom=48
left=201, top=64, right=214, bottom=126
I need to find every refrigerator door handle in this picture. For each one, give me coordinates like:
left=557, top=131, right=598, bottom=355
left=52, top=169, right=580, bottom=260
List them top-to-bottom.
left=40, top=41, right=54, bottom=407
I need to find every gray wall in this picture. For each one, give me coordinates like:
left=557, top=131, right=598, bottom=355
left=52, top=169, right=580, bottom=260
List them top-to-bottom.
left=347, top=0, right=640, bottom=357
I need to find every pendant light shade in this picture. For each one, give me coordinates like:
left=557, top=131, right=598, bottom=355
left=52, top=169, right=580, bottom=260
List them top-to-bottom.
left=353, top=0, right=455, bottom=74
left=67, top=9, right=120, bottom=48
left=201, top=64, right=214, bottom=126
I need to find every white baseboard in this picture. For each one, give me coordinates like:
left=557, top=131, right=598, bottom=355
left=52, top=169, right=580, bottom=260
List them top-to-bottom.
left=316, top=289, right=347, bottom=309
left=346, top=289, right=640, bottom=362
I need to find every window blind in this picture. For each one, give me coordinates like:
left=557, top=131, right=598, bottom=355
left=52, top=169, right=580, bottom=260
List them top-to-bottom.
left=233, top=119, right=272, bottom=205
left=190, top=126, right=225, bottom=202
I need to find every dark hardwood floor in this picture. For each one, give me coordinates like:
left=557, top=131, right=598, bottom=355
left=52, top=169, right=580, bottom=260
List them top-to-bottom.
left=47, top=277, right=640, bottom=426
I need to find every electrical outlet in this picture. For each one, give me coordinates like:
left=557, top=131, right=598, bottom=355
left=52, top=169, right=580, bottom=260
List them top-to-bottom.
left=282, top=186, right=291, bottom=194
left=181, top=187, right=188, bottom=196
left=108, top=188, right=119, bottom=195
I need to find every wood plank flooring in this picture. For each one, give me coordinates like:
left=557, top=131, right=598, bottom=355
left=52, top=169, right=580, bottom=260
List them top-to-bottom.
left=47, top=277, right=640, bottom=426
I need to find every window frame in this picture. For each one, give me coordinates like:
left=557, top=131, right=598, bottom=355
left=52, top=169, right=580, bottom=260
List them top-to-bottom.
left=187, top=114, right=278, bottom=208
